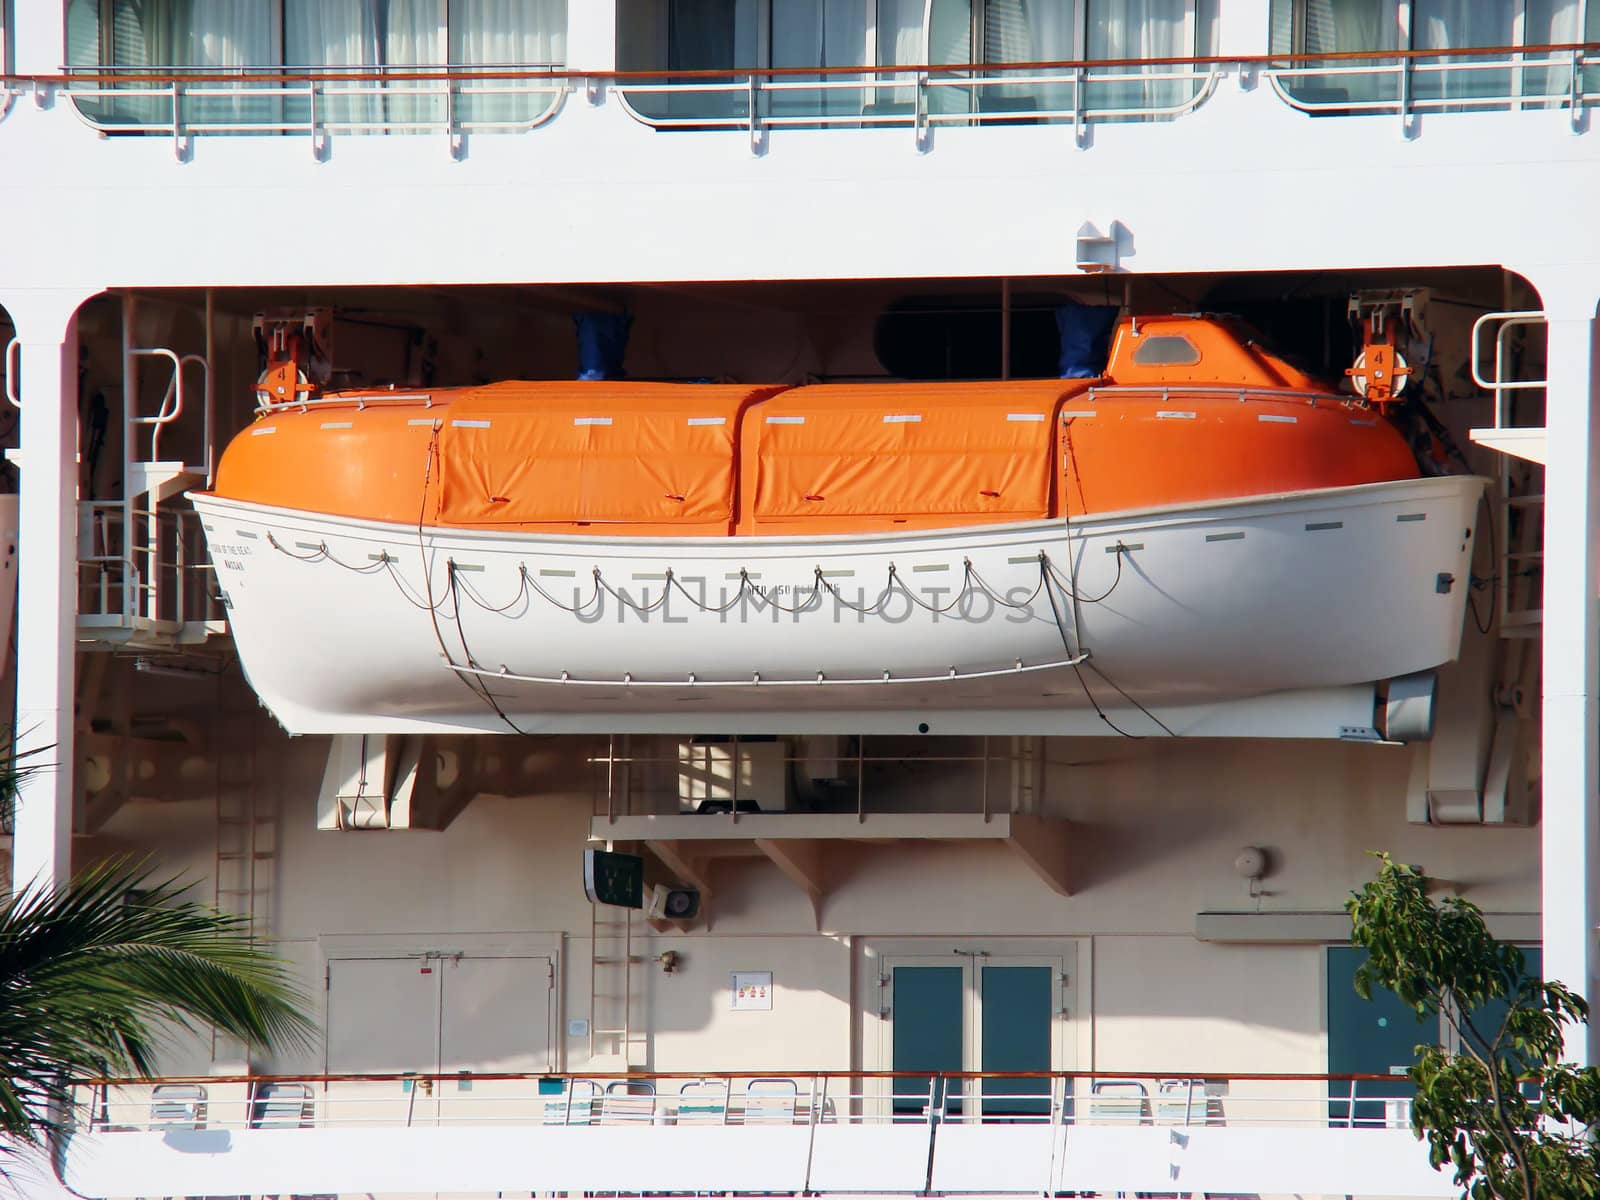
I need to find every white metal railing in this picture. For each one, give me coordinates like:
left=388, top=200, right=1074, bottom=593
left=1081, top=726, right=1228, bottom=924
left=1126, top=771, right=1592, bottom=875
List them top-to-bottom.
left=35, top=46, right=1599, bottom=155
left=1266, top=48, right=1600, bottom=132
left=615, top=63, right=1218, bottom=149
left=60, top=64, right=567, bottom=157
left=1469, top=310, right=1548, bottom=636
left=1472, top=310, right=1549, bottom=426
left=2, top=336, right=18, bottom=409
left=125, top=346, right=207, bottom=463
left=78, top=501, right=220, bottom=634
left=591, top=738, right=1042, bottom=825
left=65, top=1070, right=1465, bottom=1199
left=76, top=1070, right=1421, bottom=1134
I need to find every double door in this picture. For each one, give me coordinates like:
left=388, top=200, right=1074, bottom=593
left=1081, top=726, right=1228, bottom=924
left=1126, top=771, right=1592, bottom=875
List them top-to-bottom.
left=1326, top=945, right=1543, bottom=1125
left=884, top=949, right=1073, bottom=1120
left=326, top=953, right=555, bottom=1075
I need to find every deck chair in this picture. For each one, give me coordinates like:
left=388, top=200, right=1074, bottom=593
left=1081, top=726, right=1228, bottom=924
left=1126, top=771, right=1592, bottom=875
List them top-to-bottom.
left=742, top=1077, right=798, bottom=1125
left=559, top=1078, right=601, bottom=1125
left=1153, top=1078, right=1201, bottom=1126
left=676, top=1079, right=730, bottom=1125
left=1087, top=1079, right=1149, bottom=1125
left=599, top=1080, right=657, bottom=1125
left=250, top=1081, right=314, bottom=1128
left=149, top=1083, right=207, bottom=1131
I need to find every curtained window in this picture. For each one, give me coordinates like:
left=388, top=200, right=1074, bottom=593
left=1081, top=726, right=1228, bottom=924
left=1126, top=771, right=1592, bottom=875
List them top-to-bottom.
left=66, top=0, right=566, bottom=132
left=618, top=0, right=924, bottom=123
left=927, top=0, right=1210, bottom=119
left=1087, top=0, right=1197, bottom=111
left=1271, top=0, right=1587, bottom=110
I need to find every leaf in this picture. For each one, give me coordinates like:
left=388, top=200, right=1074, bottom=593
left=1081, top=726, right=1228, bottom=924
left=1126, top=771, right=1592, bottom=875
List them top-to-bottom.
left=0, top=856, right=314, bottom=1147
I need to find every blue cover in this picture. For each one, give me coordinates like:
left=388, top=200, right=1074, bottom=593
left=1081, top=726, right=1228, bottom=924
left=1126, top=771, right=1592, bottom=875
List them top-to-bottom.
left=1055, top=303, right=1117, bottom=378
left=574, top=312, right=633, bottom=380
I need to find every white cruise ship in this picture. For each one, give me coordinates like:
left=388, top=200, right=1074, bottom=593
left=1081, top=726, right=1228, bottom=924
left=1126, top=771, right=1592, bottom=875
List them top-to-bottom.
left=0, top=2, right=1597, bottom=1197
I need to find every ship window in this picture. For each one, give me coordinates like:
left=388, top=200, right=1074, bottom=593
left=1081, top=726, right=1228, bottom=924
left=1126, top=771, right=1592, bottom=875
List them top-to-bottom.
left=65, top=0, right=568, bottom=133
left=616, top=0, right=926, bottom=123
left=617, top=0, right=1218, bottom=127
left=1269, top=0, right=1593, bottom=112
left=1130, top=334, right=1201, bottom=366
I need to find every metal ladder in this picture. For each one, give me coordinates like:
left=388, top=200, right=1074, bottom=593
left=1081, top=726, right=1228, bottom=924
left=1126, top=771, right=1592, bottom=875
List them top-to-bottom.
left=78, top=291, right=220, bottom=648
left=1467, top=310, right=1547, bottom=638
left=210, top=698, right=276, bottom=1065
left=589, top=734, right=643, bottom=1067
left=589, top=902, right=641, bottom=1068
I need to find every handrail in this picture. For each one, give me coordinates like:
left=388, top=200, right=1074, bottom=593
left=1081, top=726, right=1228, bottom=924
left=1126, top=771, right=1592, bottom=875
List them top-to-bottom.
left=9, top=39, right=1589, bottom=144
left=9, top=41, right=1600, bottom=86
left=1267, top=49, right=1600, bottom=122
left=1470, top=310, right=1547, bottom=433
left=2, top=337, right=18, bottom=409
left=126, top=347, right=186, bottom=462
left=80, top=1068, right=1412, bottom=1086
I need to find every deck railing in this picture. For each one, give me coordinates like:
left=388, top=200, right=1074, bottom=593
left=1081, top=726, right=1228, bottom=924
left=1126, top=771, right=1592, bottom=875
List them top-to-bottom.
left=23, top=42, right=1598, bottom=150
left=57, top=63, right=567, bottom=151
left=77, top=501, right=220, bottom=637
left=77, top=1069, right=1419, bottom=1133
left=64, top=1070, right=1459, bottom=1198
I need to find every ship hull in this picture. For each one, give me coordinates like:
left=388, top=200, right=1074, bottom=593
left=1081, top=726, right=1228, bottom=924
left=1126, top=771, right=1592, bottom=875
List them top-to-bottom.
left=193, top=474, right=1485, bottom=737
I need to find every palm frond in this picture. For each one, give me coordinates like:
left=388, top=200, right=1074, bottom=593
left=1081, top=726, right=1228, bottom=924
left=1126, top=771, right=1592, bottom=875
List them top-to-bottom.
left=0, top=857, right=314, bottom=1145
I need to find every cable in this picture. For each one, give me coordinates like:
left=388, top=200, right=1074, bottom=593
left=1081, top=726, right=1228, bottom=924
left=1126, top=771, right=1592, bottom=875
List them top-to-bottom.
left=452, top=562, right=532, bottom=616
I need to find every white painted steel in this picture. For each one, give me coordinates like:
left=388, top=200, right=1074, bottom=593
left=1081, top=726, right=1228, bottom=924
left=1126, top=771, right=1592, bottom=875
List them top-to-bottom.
left=3, top=47, right=1600, bottom=296
left=1540, top=308, right=1600, bottom=1066
left=11, top=311, right=80, bottom=896
left=191, top=476, right=1482, bottom=735
left=0, top=497, right=17, bottom=685
left=59, top=1121, right=1458, bottom=1197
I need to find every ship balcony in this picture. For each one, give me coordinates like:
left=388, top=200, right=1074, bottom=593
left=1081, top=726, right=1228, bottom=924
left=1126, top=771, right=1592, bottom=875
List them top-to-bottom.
left=38, top=46, right=1600, bottom=152
left=587, top=737, right=1074, bottom=923
left=63, top=1069, right=1460, bottom=1198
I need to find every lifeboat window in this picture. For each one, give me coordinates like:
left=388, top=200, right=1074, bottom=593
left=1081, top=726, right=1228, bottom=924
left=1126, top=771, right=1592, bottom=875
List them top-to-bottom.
left=1131, top=335, right=1202, bottom=366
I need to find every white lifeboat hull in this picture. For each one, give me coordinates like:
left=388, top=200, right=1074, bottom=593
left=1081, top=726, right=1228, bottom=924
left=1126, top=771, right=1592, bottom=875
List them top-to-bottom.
left=192, top=474, right=1485, bottom=738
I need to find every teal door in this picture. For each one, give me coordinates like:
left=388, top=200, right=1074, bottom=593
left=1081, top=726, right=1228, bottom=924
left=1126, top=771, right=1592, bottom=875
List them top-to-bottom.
left=1327, top=946, right=1432, bottom=1125
left=1462, top=946, right=1542, bottom=1097
left=889, top=957, right=1063, bottom=1120
left=891, top=965, right=964, bottom=1116
left=980, top=965, right=1052, bottom=1118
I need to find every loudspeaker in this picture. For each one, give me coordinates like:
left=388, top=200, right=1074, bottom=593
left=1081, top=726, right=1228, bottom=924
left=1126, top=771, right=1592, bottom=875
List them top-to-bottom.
left=646, top=883, right=701, bottom=922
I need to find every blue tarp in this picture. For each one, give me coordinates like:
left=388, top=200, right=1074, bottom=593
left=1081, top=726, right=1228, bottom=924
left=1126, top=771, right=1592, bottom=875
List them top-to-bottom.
left=1056, top=303, right=1117, bottom=379
left=575, top=312, right=633, bottom=380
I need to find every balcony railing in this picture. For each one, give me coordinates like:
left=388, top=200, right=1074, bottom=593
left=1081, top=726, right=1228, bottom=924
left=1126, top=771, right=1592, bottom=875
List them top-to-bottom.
left=28, top=41, right=1600, bottom=152
left=1266, top=42, right=1600, bottom=131
left=614, top=61, right=1217, bottom=147
left=58, top=64, right=566, bottom=151
left=77, top=500, right=221, bottom=643
left=64, top=1070, right=1459, bottom=1198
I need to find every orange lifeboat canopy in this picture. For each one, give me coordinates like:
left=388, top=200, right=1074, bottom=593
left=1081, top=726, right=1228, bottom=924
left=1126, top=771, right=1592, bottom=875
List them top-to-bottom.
left=209, top=315, right=1424, bottom=538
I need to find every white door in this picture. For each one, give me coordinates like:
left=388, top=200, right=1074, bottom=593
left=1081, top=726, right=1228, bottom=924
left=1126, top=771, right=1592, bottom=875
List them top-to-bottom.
left=326, top=953, right=555, bottom=1075
left=439, top=955, right=555, bottom=1074
left=326, top=957, right=440, bottom=1073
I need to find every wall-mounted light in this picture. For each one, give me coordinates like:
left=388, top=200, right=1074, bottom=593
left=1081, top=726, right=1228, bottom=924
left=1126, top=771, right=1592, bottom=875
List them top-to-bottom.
left=1234, top=846, right=1272, bottom=900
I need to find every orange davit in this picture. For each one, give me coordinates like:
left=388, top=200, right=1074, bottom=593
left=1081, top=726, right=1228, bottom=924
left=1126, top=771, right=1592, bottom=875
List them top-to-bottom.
left=211, top=315, right=1422, bottom=535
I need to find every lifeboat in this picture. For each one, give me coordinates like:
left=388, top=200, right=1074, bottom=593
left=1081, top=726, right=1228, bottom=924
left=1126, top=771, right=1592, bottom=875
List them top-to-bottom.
left=191, top=315, right=1486, bottom=738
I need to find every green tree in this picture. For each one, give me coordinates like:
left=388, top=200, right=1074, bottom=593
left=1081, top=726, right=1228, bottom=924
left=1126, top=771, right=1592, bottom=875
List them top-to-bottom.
left=1347, top=852, right=1600, bottom=1200
left=0, top=856, right=313, bottom=1146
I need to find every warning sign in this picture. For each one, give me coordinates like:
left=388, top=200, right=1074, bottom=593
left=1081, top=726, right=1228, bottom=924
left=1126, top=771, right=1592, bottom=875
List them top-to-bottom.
left=731, top=971, right=774, bottom=1011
